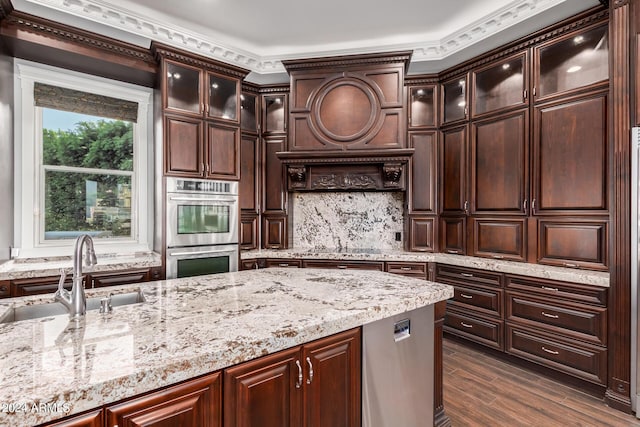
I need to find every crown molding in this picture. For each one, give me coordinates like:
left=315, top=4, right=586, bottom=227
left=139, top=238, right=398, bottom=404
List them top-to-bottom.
left=11, top=0, right=598, bottom=76
left=152, top=43, right=249, bottom=79
left=282, top=51, right=412, bottom=73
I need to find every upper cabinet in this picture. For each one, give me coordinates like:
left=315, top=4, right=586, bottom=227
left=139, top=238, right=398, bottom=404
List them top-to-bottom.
left=534, top=23, right=608, bottom=102
left=154, top=44, right=249, bottom=180
left=283, top=51, right=410, bottom=152
left=472, top=53, right=529, bottom=118
left=441, top=75, right=468, bottom=125
left=409, top=85, right=437, bottom=129
left=240, top=91, right=259, bottom=134
left=262, top=93, right=288, bottom=135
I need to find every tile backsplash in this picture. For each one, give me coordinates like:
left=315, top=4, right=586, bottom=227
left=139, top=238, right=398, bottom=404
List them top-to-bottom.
left=291, top=192, right=404, bottom=250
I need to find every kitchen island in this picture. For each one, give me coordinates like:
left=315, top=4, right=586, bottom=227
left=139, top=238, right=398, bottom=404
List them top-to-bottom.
left=0, top=268, right=453, bottom=426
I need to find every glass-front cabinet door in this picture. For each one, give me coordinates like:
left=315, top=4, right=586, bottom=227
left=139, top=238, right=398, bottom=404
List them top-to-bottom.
left=534, top=23, right=608, bottom=100
left=472, top=53, right=528, bottom=117
left=164, top=60, right=202, bottom=115
left=207, top=72, right=240, bottom=123
left=442, top=75, right=468, bottom=125
left=409, top=86, right=437, bottom=128
left=240, top=92, right=258, bottom=133
left=262, top=94, right=287, bottom=134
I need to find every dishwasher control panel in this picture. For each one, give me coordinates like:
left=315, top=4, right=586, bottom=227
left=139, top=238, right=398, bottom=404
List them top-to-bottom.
left=393, top=318, right=411, bottom=342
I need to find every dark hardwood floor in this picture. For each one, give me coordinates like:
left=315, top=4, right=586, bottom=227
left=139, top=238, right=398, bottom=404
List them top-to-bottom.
left=443, top=337, right=640, bottom=426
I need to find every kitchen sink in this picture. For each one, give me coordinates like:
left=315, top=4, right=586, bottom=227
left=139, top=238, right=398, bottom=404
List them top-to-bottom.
left=0, top=290, right=146, bottom=323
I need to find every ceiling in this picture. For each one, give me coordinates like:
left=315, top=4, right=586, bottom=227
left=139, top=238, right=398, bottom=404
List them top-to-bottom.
left=13, top=0, right=601, bottom=83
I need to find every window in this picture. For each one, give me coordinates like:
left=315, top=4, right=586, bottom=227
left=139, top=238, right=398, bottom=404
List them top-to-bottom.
left=14, top=60, right=153, bottom=256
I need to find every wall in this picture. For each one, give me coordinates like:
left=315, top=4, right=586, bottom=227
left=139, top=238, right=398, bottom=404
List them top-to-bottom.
left=0, top=39, right=13, bottom=262
left=291, top=192, right=404, bottom=250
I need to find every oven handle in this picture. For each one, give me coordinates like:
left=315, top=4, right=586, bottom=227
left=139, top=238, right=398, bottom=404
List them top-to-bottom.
left=168, top=196, right=238, bottom=203
left=168, top=248, right=237, bottom=257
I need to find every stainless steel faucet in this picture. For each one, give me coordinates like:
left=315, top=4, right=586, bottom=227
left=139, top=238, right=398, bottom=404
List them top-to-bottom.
left=55, top=234, right=98, bottom=318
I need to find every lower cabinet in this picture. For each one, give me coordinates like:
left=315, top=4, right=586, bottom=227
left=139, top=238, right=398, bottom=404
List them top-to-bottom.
left=302, top=260, right=384, bottom=271
left=5, top=267, right=163, bottom=298
left=224, top=328, right=361, bottom=427
left=106, top=373, right=221, bottom=427
left=42, top=409, right=103, bottom=427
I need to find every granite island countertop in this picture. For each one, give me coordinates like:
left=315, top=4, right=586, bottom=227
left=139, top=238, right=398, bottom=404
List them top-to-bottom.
left=241, top=248, right=610, bottom=287
left=0, top=268, right=453, bottom=426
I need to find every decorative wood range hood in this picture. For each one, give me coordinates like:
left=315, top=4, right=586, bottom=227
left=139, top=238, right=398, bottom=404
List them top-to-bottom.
left=277, top=51, right=414, bottom=191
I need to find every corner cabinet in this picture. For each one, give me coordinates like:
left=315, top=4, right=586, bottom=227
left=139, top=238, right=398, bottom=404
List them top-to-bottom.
left=155, top=44, right=249, bottom=180
left=223, top=328, right=361, bottom=427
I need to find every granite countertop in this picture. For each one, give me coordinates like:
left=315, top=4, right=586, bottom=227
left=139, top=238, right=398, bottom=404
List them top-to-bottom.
left=241, top=248, right=610, bottom=288
left=0, top=252, right=162, bottom=281
left=0, top=268, right=453, bottom=426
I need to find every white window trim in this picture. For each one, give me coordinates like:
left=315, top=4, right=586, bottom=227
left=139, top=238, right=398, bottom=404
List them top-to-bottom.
left=14, top=59, right=154, bottom=257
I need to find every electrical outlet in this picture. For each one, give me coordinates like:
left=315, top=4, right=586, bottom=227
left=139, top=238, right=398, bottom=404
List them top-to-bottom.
left=395, top=232, right=402, bottom=242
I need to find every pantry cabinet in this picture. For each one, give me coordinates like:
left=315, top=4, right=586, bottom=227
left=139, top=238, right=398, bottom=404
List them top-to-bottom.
left=224, top=328, right=361, bottom=427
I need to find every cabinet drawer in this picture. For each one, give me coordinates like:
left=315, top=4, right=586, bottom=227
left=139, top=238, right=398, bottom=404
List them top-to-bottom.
left=264, top=259, right=302, bottom=268
left=302, top=260, right=384, bottom=271
left=385, top=262, right=427, bottom=279
left=435, top=264, right=503, bottom=288
left=90, top=269, right=151, bottom=288
left=505, top=275, right=606, bottom=306
left=11, top=276, right=72, bottom=297
left=0, top=281, right=9, bottom=298
left=450, top=286, right=503, bottom=317
left=506, top=292, right=606, bottom=345
left=444, top=308, right=504, bottom=351
left=506, top=325, right=607, bottom=386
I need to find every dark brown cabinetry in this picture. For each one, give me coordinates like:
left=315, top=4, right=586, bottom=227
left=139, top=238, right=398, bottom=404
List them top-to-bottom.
left=155, top=45, right=248, bottom=180
left=471, top=53, right=528, bottom=117
left=441, top=75, right=468, bottom=125
left=406, top=80, right=439, bottom=252
left=240, top=86, right=261, bottom=250
left=262, top=132, right=288, bottom=249
left=265, top=259, right=303, bottom=268
left=302, top=260, right=384, bottom=271
left=385, top=261, right=428, bottom=280
left=437, top=265, right=505, bottom=351
left=6, top=267, right=162, bottom=298
left=505, top=274, right=608, bottom=385
left=224, top=328, right=361, bottom=427
left=106, top=373, right=221, bottom=427
left=40, top=410, right=103, bottom=427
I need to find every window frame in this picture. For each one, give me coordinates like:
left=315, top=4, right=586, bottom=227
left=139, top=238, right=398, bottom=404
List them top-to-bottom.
left=14, top=59, right=154, bottom=257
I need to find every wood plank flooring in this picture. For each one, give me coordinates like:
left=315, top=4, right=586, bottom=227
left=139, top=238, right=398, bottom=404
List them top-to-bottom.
left=443, top=337, right=640, bottom=427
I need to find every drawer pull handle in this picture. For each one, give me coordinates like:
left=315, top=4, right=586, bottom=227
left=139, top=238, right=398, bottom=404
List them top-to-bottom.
left=446, top=250, right=460, bottom=254
left=493, top=255, right=504, bottom=259
left=279, top=263, right=289, bottom=267
left=564, top=263, right=578, bottom=268
left=337, top=265, right=348, bottom=269
left=400, top=267, right=412, bottom=271
left=460, top=273, right=474, bottom=278
left=541, top=286, right=559, bottom=292
left=460, top=293, right=473, bottom=299
left=542, top=311, right=559, bottom=319
left=460, top=322, right=473, bottom=329
left=541, top=346, right=559, bottom=355
left=306, top=357, right=314, bottom=384
left=295, top=360, right=303, bottom=389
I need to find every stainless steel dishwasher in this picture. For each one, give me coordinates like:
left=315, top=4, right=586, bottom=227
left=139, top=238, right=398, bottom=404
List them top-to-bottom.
left=362, top=305, right=434, bottom=427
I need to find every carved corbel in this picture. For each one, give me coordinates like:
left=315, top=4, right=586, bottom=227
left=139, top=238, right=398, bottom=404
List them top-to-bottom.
left=382, top=163, right=403, bottom=188
left=287, top=165, right=307, bottom=189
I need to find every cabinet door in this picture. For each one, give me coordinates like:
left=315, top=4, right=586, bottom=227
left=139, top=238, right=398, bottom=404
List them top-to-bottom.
left=534, top=23, right=608, bottom=101
left=472, top=53, right=528, bottom=117
left=163, top=60, right=203, bottom=116
left=206, top=72, right=240, bottom=123
left=441, top=75, right=468, bottom=125
left=408, top=85, right=437, bottom=128
left=532, top=91, right=607, bottom=215
left=241, top=92, right=259, bottom=133
left=262, top=94, right=287, bottom=134
left=471, top=110, right=528, bottom=215
left=164, top=115, right=204, bottom=177
left=206, top=122, right=240, bottom=180
left=440, top=125, right=468, bottom=215
left=408, top=131, right=437, bottom=214
left=240, top=135, right=259, bottom=213
left=262, top=137, right=287, bottom=213
left=240, top=214, right=259, bottom=250
left=263, top=215, right=287, bottom=249
left=408, top=215, right=437, bottom=253
left=439, top=216, right=467, bottom=255
left=470, top=217, right=526, bottom=262
left=89, top=269, right=150, bottom=289
left=303, top=328, right=361, bottom=427
left=224, top=347, right=302, bottom=427
left=106, top=373, right=221, bottom=427
left=41, top=409, right=103, bottom=427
